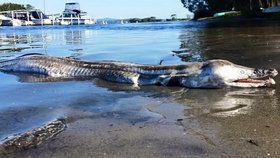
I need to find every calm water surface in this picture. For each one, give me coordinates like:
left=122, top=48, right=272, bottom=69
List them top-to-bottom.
left=1, top=21, right=280, bottom=156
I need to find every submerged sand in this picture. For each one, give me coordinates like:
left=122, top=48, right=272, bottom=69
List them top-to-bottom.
left=1, top=86, right=280, bottom=158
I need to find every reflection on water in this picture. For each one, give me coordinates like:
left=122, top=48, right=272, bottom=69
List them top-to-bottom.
left=179, top=23, right=280, bottom=67
left=0, top=27, right=95, bottom=59
left=64, top=30, right=84, bottom=45
left=0, top=33, right=44, bottom=53
left=4, top=71, right=278, bottom=119
left=0, top=76, right=167, bottom=140
left=179, top=88, right=277, bottom=117
left=210, top=89, right=276, bottom=117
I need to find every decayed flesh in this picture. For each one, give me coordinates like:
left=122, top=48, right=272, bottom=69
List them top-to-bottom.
left=0, top=54, right=277, bottom=88
left=235, top=78, right=275, bottom=84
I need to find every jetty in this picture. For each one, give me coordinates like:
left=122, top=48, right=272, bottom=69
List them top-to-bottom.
left=0, top=2, right=95, bottom=26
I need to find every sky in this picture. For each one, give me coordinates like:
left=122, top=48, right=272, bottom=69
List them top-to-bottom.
left=1, top=0, right=192, bottom=19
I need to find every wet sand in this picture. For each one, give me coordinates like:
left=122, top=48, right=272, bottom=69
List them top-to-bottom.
left=1, top=87, right=280, bottom=157
left=1, top=102, right=218, bottom=158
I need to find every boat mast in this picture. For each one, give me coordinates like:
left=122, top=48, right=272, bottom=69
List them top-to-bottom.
left=43, top=0, right=46, bottom=14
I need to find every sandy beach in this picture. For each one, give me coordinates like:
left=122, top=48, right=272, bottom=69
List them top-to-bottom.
left=1, top=87, right=280, bottom=157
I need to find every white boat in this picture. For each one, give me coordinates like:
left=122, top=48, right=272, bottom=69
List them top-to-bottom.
left=57, top=2, right=96, bottom=25
left=0, top=10, right=52, bottom=26
left=29, top=10, right=52, bottom=25
left=0, top=14, right=22, bottom=26
left=9, top=19, right=22, bottom=26
left=22, top=20, right=34, bottom=26
left=60, top=20, right=71, bottom=25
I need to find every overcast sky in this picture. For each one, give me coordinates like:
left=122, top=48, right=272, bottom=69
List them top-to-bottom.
left=1, top=0, right=192, bottom=19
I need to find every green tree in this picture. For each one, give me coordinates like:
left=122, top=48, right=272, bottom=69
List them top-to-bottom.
left=181, top=0, right=280, bottom=18
left=181, top=0, right=213, bottom=19
left=181, top=0, right=280, bottom=17
left=0, top=3, right=26, bottom=11
left=25, top=4, right=34, bottom=10
left=171, top=14, right=177, bottom=20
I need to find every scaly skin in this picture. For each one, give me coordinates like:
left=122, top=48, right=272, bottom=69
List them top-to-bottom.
left=0, top=54, right=277, bottom=88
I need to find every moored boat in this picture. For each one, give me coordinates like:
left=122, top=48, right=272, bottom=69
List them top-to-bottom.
left=57, top=2, right=96, bottom=25
left=0, top=9, right=52, bottom=26
left=29, top=10, right=52, bottom=25
left=0, top=14, right=22, bottom=26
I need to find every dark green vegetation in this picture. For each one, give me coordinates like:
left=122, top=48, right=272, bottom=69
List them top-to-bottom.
left=181, top=0, right=280, bottom=19
left=0, top=3, right=34, bottom=12
left=166, top=14, right=191, bottom=21
left=127, top=16, right=190, bottom=23
left=128, top=17, right=162, bottom=23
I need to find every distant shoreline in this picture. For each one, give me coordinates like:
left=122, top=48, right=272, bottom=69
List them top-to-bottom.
left=196, top=11, right=280, bottom=22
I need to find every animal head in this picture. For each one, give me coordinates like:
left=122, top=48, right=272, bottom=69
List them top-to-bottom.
left=179, top=60, right=278, bottom=88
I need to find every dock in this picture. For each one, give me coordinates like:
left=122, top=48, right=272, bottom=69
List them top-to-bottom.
left=0, top=2, right=96, bottom=26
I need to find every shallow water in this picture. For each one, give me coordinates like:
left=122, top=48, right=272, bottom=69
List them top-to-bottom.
left=1, top=21, right=280, bottom=157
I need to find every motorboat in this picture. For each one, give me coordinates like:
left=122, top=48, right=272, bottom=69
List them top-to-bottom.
left=57, top=2, right=95, bottom=25
left=0, top=14, right=22, bottom=26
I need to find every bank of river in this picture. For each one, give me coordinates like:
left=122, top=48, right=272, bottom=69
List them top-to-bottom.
left=1, top=21, right=280, bottom=157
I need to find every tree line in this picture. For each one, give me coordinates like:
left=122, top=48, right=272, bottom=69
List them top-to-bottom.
left=181, top=0, right=280, bottom=19
left=0, top=3, right=34, bottom=12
